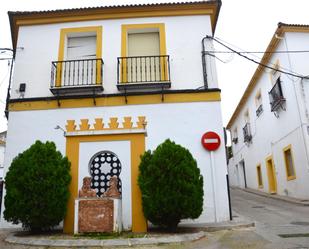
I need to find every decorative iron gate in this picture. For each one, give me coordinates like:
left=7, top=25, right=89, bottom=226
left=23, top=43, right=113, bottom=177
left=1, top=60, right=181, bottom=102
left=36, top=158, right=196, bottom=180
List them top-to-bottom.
left=89, top=151, right=122, bottom=197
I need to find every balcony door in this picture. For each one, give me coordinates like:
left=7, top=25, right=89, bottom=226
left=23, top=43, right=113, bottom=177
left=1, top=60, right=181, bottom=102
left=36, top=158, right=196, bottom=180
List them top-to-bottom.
left=127, top=32, right=160, bottom=83
left=64, top=36, right=97, bottom=86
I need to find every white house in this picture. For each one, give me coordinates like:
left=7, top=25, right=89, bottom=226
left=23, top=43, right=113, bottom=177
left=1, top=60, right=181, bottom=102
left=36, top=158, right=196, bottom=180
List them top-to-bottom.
left=2, top=0, right=230, bottom=233
left=227, top=23, right=309, bottom=201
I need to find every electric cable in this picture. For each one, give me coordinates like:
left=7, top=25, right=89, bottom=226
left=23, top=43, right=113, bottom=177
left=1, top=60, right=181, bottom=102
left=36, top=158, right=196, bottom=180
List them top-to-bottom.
left=206, top=35, right=308, bottom=79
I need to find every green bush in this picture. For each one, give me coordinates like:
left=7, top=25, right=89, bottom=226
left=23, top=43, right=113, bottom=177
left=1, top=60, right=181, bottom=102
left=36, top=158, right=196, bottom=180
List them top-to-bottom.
left=138, top=139, right=203, bottom=231
left=4, top=140, right=71, bottom=232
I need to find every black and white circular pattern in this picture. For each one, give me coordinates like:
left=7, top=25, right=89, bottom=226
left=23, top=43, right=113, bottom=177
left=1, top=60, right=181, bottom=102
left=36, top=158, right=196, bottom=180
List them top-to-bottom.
left=89, top=151, right=122, bottom=197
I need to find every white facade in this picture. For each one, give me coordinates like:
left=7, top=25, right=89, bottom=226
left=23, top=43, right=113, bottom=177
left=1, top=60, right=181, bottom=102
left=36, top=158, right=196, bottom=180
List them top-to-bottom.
left=2, top=1, right=229, bottom=231
left=227, top=24, right=309, bottom=200
left=0, top=131, right=6, bottom=180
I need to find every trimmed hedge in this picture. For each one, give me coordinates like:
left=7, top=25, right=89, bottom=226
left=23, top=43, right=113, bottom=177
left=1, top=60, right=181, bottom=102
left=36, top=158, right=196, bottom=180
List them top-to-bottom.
left=4, top=141, right=71, bottom=232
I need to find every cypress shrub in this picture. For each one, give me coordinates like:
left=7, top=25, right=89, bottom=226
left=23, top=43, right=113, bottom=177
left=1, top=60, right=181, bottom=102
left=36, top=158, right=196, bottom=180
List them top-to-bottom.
left=138, top=139, right=203, bottom=231
left=4, top=140, right=71, bottom=232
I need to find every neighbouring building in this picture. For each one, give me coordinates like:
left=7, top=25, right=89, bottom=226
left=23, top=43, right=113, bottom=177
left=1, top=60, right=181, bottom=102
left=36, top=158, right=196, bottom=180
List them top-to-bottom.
left=2, top=0, right=230, bottom=233
left=227, top=23, right=309, bottom=200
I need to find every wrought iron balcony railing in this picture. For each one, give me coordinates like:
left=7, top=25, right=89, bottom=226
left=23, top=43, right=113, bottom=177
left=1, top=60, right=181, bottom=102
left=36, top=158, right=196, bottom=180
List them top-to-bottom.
left=117, top=55, right=171, bottom=90
left=50, top=58, right=103, bottom=94
left=269, top=78, right=285, bottom=112
left=256, top=104, right=263, bottom=117
left=243, top=123, right=252, bottom=143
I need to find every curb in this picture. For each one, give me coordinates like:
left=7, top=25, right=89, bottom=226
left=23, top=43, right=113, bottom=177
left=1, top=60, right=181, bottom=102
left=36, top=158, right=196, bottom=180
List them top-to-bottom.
left=234, top=187, right=309, bottom=206
left=5, top=220, right=255, bottom=247
left=5, top=231, right=206, bottom=247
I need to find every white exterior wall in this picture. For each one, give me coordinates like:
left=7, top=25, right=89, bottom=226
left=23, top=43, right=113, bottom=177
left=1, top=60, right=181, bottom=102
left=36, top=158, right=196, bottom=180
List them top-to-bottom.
left=11, top=15, right=215, bottom=99
left=228, top=32, right=309, bottom=199
left=1, top=101, right=229, bottom=228
left=0, top=146, right=4, bottom=179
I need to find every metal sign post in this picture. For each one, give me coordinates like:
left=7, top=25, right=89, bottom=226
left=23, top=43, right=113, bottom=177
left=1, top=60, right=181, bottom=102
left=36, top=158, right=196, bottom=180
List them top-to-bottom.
left=201, top=131, right=221, bottom=223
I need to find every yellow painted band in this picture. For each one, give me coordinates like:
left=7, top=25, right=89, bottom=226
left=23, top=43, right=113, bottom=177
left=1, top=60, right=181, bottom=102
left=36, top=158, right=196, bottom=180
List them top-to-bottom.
left=15, top=9, right=214, bottom=27
left=9, top=91, right=221, bottom=112
left=64, top=133, right=146, bottom=234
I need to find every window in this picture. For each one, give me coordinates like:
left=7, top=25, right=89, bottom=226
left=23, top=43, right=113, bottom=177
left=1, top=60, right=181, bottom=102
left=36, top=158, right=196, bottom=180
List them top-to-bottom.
left=118, top=23, right=170, bottom=88
left=51, top=26, right=103, bottom=92
left=269, top=76, right=285, bottom=113
left=255, top=89, right=263, bottom=117
left=243, top=110, right=252, bottom=143
left=232, top=128, right=238, bottom=144
left=283, top=145, right=296, bottom=180
left=256, top=164, right=263, bottom=188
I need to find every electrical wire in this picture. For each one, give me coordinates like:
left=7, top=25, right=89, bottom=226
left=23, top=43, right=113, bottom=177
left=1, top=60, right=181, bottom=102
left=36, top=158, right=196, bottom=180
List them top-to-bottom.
left=206, top=35, right=308, bottom=79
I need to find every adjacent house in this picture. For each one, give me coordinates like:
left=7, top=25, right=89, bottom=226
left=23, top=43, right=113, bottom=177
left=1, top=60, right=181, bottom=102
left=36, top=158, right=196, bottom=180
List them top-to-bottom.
left=2, top=0, right=230, bottom=233
left=227, top=23, right=309, bottom=200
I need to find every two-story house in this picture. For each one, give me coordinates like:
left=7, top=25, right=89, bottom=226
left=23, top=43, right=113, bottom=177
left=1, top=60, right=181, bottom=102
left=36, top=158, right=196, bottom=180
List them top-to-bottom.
left=2, top=1, right=230, bottom=233
left=227, top=23, right=309, bottom=201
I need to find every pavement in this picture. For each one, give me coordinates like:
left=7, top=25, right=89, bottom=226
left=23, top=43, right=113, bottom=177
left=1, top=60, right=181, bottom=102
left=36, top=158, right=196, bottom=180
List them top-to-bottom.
left=236, top=186, right=309, bottom=206
left=3, top=212, right=254, bottom=248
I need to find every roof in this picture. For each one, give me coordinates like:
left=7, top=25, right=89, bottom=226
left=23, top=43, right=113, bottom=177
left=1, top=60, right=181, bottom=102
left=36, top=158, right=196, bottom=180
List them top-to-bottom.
left=8, top=0, right=221, bottom=51
left=226, top=23, right=309, bottom=129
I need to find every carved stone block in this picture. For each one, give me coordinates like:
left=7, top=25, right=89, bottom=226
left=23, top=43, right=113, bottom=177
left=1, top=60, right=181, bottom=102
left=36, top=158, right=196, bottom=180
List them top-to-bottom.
left=78, top=199, right=114, bottom=233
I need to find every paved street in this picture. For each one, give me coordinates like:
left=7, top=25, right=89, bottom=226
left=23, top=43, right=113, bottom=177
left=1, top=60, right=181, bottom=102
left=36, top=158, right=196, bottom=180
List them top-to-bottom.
left=0, top=188, right=309, bottom=248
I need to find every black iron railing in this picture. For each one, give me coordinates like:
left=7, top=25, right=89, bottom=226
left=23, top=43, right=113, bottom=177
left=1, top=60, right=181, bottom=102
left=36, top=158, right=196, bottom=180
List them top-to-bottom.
left=117, top=55, right=170, bottom=84
left=51, top=58, right=103, bottom=89
left=269, top=77, right=285, bottom=112
left=256, top=104, right=263, bottom=117
left=243, top=123, right=252, bottom=143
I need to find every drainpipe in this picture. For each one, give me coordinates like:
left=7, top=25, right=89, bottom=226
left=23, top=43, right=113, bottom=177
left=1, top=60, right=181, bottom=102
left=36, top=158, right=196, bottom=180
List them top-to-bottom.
left=201, top=36, right=209, bottom=89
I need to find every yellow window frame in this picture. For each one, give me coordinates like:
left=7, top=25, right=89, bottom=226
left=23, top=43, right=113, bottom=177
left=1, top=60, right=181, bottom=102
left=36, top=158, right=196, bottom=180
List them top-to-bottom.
left=120, top=23, right=167, bottom=83
left=57, top=26, right=103, bottom=86
left=283, top=144, right=296, bottom=181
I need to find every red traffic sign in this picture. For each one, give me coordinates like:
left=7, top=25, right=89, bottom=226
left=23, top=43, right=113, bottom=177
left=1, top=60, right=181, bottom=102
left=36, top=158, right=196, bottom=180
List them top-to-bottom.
left=201, top=132, right=221, bottom=151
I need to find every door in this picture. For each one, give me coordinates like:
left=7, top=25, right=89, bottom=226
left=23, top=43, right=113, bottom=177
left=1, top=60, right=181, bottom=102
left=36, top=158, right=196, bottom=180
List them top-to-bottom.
left=127, top=32, right=160, bottom=82
left=266, top=157, right=277, bottom=194
left=238, top=160, right=247, bottom=188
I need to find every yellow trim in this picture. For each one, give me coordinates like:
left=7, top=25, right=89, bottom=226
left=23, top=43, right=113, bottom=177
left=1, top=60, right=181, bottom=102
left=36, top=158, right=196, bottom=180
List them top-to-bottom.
left=10, top=1, right=219, bottom=50
left=120, top=23, right=167, bottom=83
left=226, top=24, right=309, bottom=129
left=57, top=26, right=103, bottom=86
left=9, top=91, right=221, bottom=112
left=64, top=132, right=146, bottom=234
left=283, top=144, right=297, bottom=181
left=265, top=155, right=277, bottom=194
left=256, top=164, right=263, bottom=188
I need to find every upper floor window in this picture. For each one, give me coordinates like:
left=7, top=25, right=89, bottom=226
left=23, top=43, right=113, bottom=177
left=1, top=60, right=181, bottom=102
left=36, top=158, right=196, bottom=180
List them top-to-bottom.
left=117, top=23, right=171, bottom=90
left=51, top=26, right=103, bottom=94
left=269, top=76, right=286, bottom=115
left=255, top=89, right=263, bottom=117
left=243, top=110, right=252, bottom=144
left=232, top=128, right=238, bottom=144
left=283, top=145, right=296, bottom=181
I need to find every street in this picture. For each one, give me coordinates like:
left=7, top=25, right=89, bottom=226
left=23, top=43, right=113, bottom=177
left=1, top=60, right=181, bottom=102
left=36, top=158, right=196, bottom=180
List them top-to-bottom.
left=0, top=188, right=309, bottom=248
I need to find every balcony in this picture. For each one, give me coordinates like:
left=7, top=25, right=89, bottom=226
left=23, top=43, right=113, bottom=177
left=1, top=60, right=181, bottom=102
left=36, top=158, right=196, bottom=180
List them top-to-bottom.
left=117, top=55, right=171, bottom=91
left=50, top=58, right=104, bottom=95
left=269, top=78, right=285, bottom=113
left=256, top=104, right=263, bottom=117
left=243, top=123, right=252, bottom=143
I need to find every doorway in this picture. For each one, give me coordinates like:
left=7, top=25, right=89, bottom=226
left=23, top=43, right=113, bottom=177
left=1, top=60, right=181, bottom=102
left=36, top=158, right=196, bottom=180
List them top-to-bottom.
left=266, top=156, right=277, bottom=194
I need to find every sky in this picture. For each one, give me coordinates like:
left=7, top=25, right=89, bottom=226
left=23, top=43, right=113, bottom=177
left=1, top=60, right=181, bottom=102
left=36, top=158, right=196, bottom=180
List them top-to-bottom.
left=1, top=0, right=309, bottom=133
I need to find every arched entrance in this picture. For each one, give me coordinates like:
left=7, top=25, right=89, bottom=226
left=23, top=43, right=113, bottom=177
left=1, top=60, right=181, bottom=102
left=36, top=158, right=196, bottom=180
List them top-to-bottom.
left=89, top=151, right=122, bottom=197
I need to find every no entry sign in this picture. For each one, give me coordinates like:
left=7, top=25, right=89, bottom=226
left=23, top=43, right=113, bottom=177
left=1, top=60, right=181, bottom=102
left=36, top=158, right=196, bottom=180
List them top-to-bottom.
left=201, top=131, right=221, bottom=151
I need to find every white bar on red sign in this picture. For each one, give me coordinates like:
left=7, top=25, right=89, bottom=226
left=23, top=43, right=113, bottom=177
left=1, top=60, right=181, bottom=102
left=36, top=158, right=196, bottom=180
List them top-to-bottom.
left=204, top=138, right=219, bottom=144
